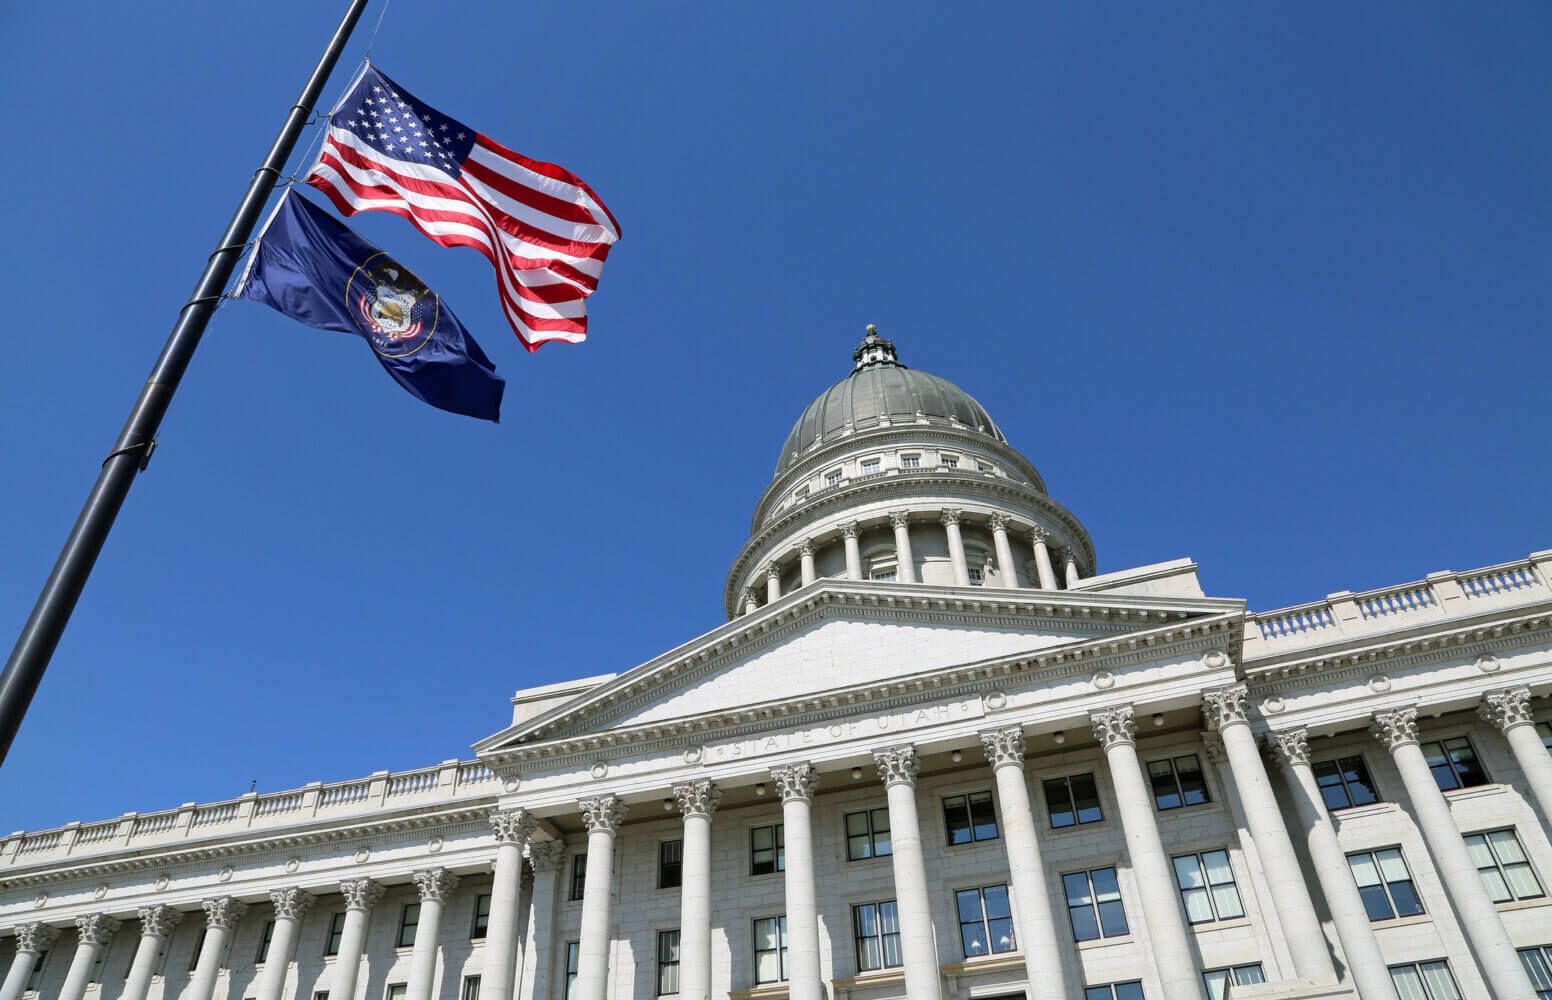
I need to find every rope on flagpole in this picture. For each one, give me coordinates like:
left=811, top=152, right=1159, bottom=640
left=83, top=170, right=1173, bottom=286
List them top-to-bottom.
left=363, top=0, right=392, bottom=57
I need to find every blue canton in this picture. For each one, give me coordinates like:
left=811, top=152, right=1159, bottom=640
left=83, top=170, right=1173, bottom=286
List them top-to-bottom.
left=332, top=66, right=477, bottom=176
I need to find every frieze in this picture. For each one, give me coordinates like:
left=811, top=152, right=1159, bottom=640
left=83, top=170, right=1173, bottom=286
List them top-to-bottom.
left=706, top=699, right=979, bottom=764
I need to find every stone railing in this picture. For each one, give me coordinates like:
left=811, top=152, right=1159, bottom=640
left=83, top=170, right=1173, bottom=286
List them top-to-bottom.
left=1244, top=551, right=1552, bottom=658
left=0, top=757, right=503, bottom=871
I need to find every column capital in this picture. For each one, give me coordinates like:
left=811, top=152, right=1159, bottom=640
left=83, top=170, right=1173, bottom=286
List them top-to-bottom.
left=940, top=509, right=962, bottom=527
left=889, top=510, right=911, bottom=531
left=989, top=513, right=1011, bottom=532
left=841, top=521, right=860, bottom=540
left=1029, top=524, right=1050, bottom=545
left=799, top=540, right=815, bottom=558
left=1060, top=546, right=1079, bottom=565
left=765, top=563, right=781, bottom=581
left=740, top=588, right=755, bottom=608
left=1202, top=684, right=1251, bottom=731
left=1479, top=687, right=1535, bottom=733
left=1089, top=705, right=1137, bottom=749
left=1370, top=706, right=1420, bottom=750
left=978, top=727, right=1026, bottom=770
left=1266, top=728, right=1311, bottom=768
left=873, top=745, right=920, bottom=787
left=771, top=762, right=819, bottom=802
left=673, top=780, right=721, bottom=819
left=579, top=794, right=627, bottom=834
left=490, top=807, right=538, bottom=845
left=527, top=840, right=567, bottom=874
left=412, top=868, right=460, bottom=903
left=340, top=878, right=385, bottom=912
left=269, top=887, right=314, bottom=921
left=201, top=896, right=247, bottom=931
left=136, top=904, right=183, bottom=938
left=75, top=913, right=121, bottom=946
left=13, top=922, right=59, bottom=954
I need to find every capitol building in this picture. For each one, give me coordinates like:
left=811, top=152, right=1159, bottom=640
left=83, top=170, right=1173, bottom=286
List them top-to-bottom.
left=2, top=329, right=1550, bottom=1000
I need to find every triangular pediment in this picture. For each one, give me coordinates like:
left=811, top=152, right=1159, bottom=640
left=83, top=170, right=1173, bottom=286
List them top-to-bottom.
left=475, top=580, right=1242, bottom=754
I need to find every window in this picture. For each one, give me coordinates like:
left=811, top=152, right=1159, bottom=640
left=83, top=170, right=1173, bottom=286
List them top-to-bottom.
left=900, top=454, right=920, bottom=469
left=941, top=454, right=959, bottom=469
left=861, top=457, right=881, bottom=476
left=976, top=461, right=994, bottom=473
left=825, top=469, right=843, bottom=488
left=794, top=486, right=809, bottom=501
left=968, top=565, right=985, bottom=585
left=869, top=566, right=897, bottom=582
left=1419, top=737, right=1489, bottom=791
left=1148, top=754, right=1211, bottom=810
left=1313, top=755, right=1379, bottom=810
left=1044, top=773, right=1104, bottom=828
left=942, top=790, right=999, bottom=845
left=846, top=808, right=892, bottom=860
left=751, top=824, right=784, bottom=875
left=1465, top=829, right=1544, bottom=902
left=659, top=840, right=683, bottom=889
left=1348, top=848, right=1424, bottom=920
left=1172, top=850, right=1244, bottom=923
left=569, top=854, right=587, bottom=901
left=1063, top=867, right=1128, bottom=941
left=956, top=884, right=1016, bottom=958
left=471, top=894, right=492, bottom=939
left=853, top=901, right=902, bottom=972
left=397, top=903, right=420, bottom=948
left=324, top=911, right=347, bottom=956
left=753, top=916, right=788, bottom=983
left=256, top=919, right=276, bottom=963
left=189, top=929, right=206, bottom=971
left=656, top=930, right=681, bottom=995
left=564, top=942, right=580, bottom=1000
left=1519, top=945, right=1552, bottom=999
left=25, top=951, right=47, bottom=992
left=1388, top=960, right=1462, bottom=1000
left=1204, top=965, right=1265, bottom=1000
left=461, top=977, right=482, bottom=1000
left=1085, top=982, right=1144, bottom=1000
left=387, top=986, right=408, bottom=1000
left=315, top=993, right=331, bottom=1000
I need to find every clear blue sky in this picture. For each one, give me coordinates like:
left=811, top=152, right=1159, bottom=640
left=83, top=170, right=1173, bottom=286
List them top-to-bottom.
left=0, top=3, right=1547, bottom=833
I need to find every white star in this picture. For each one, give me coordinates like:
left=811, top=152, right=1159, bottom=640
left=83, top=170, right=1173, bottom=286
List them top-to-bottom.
left=372, top=85, right=383, bottom=93
left=397, top=100, right=409, bottom=110
left=439, top=123, right=450, bottom=132
left=393, top=125, right=404, bottom=133
left=456, top=131, right=466, bottom=140
left=420, top=139, right=429, bottom=147
left=385, top=142, right=396, bottom=151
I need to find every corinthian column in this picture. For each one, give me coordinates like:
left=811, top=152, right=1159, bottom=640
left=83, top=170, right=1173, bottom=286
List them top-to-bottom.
left=941, top=510, right=971, bottom=586
left=890, top=512, right=917, bottom=583
left=989, top=514, right=1018, bottom=589
left=842, top=522, right=863, bottom=580
left=1029, top=527, right=1057, bottom=590
left=799, top=542, right=817, bottom=587
left=1060, top=548, right=1081, bottom=588
left=741, top=590, right=757, bottom=616
left=1202, top=685, right=1334, bottom=984
left=1480, top=687, right=1552, bottom=823
left=1089, top=707, right=1198, bottom=1000
left=1371, top=708, right=1537, bottom=998
left=979, top=728, right=1068, bottom=1000
left=1267, top=731, right=1398, bottom=1000
left=873, top=746, right=942, bottom=1000
left=772, top=764, right=822, bottom=1000
left=674, top=781, right=721, bottom=1000
left=575, top=795, right=627, bottom=1000
left=485, top=809, right=538, bottom=1000
left=526, top=842, right=567, bottom=1000
left=407, top=869, right=460, bottom=1000
left=332, top=878, right=384, bottom=1000
left=254, top=888, right=314, bottom=1000
left=188, top=897, right=247, bottom=1000
left=121, top=906, right=181, bottom=1000
left=58, top=914, right=120, bottom=1000
left=0, top=923, right=59, bottom=1000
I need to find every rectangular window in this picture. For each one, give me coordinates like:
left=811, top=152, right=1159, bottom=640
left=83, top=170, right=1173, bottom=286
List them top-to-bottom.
left=901, top=454, right=921, bottom=469
left=941, top=454, right=959, bottom=469
left=861, top=457, right=881, bottom=475
left=976, top=461, right=994, bottom=473
left=825, top=469, right=843, bottom=488
left=967, top=565, right=984, bottom=585
left=869, top=567, right=897, bottom=582
left=1419, top=737, right=1489, bottom=791
left=1148, top=754, right=1211, bottom=810
left=1313, top=755, right=1380, bottom=810
left=1044, top=773, right=1104, bottom=828
left=942, top=790, right=999, bottom=845
left=845, top=808, right=892, bottom=860
left=750, top=824, right=785, bottom=875
left=1464, top=829, right=1545, bottom=902
left=659, top=840, right=684, bottom=890
left=1348, top=848, right=1425, bottom=921
left=1172, top=850, right=1244, bottom=924
left=569, top=854, right=587, bottom=901
left=1063, top=867, right=1128, bottom=941
left=956, top=884, right=1016, bottom=958
left=471, top=894, right=492, bottom=939
left=853, top=901, right=902, bottom=972
left=397, top=903, right=420, bottom=948
left=324, top=911, right=347, bottom=956
left=753, top=916, right=788, bottom=984
left=257, top=919, right=276, bottom=963
left=656, top=929, right=681, bottom=995
left=564, top=942, right=580, bottom=1000
left=1518, top=945, right=1552, bottom=999
left=25, top=951, right=47, bottom=992
left=1389, top=960, right=1463, bottom=1000
left=1204, top=965, right=1266, bottom=1000
left=461, top=977, right=482, bottom=1000
left=1084, top=982, right=1145, bottom=1000
left=387, top=986, right=408, bottom=1000
left=314, top=992, right=330, bottom=1000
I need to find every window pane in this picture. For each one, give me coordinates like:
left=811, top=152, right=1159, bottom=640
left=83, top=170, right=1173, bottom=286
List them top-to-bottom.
left=1446, top=740, right=1487, bottom=787
left=1176, top=755, right=1210, bottom=805
left=1342, top=757, right=1379, bottom=806
left=1315, top=759, right=1352, bottom=810
left=1149, top=760, right=1181, bottom=809
left=1070, top=773, right=1104, bottom=823
left=1045, top=778, right=1077, bottom=828
left=969, top=792, right=999, bottom=841
left=944, top=796, right=972, bottom=846
left=872, top=808, right=891, bottom=835
left=846, top=812, right=869, bottom=837
left=1489, top=830, right=1528, bottom=864
left=848, top=833, right=872, bottom=861
left=1464, top=834, right=1494, bottom=867
left=1375, top=849, right=1410, bottom=883
left=1202, top=851, right=1233, bottom=885
left=1349, top=853, right=1381, bottom=887
left=1174, top=856, right=1205, bottom=890
left=1504, top=863, right=1543, bottom=899
left=1480, top=868, right=1512, bottom=902
left=1065, top=872, right=1094, bottom=906
left=1388, top=879, right=1424, bottom=917
left=1211, top=883, right=1245, bottom=920
left=1358, top=884, right=1396, bottom=921
left=982, top=885, right=1011, bottom=920
left=1182, top=887, right=1213, bottom=923
left=956, top=889, right=984, bottom=923
left=1098, top=899, right=1129, bottom=937
left=879, top=901, right=899, bottom=935
left=855, top=904, right=878, bottom=938
left=1069, top=905, right=1100, bottom=942
left=987, top=917, right=1016, bottom=953
left=960, top=922, right=988, bottom=957
left=882, top=931, right=902, bottom=969
left=859, top=937, right=881, bottom=972
left=1520, top=948, right=1552, bottom=992
left=756, top=952, right=780, bottom=983
left=1420, top=962, right=1461, bottom=1000
left=1234, top=964, right=1266, bottom=985
left=1390, top=967, right=1427, bottom=1000
left=1204, top=970, right=1230, bottom=1000
left=1114, top=984, right=1145, bottom=1000
left=1086, top=989, right=1113, bottom=1000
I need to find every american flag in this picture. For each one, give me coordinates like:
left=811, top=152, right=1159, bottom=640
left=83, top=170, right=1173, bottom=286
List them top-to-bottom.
left=306, top=65, right=620, bottom=351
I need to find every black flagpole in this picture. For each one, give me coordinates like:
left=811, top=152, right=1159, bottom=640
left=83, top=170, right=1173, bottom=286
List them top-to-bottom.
left=0, top=0, right=371, bottom=764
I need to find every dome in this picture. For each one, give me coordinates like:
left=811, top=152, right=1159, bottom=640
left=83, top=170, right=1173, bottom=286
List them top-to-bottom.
left=776, top=327, right=1005, bottom=472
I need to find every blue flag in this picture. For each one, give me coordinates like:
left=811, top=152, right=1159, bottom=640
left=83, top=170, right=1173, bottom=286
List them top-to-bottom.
left=237, top=192, right=504, bottom=421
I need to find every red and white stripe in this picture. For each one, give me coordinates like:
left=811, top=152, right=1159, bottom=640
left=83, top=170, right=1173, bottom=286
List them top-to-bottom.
left=307, top=127, right=619, bottom=351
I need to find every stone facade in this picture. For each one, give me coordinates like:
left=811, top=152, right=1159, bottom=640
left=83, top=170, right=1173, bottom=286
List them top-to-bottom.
left=2, top=334, right=1550, bottom=1000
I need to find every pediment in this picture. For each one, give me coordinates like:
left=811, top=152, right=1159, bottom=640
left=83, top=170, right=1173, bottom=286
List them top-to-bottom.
left=475, top=581, right=1242, bottom=754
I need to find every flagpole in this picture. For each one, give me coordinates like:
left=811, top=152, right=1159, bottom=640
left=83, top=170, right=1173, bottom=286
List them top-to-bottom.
left=0, top=0, right=371, bottom=764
